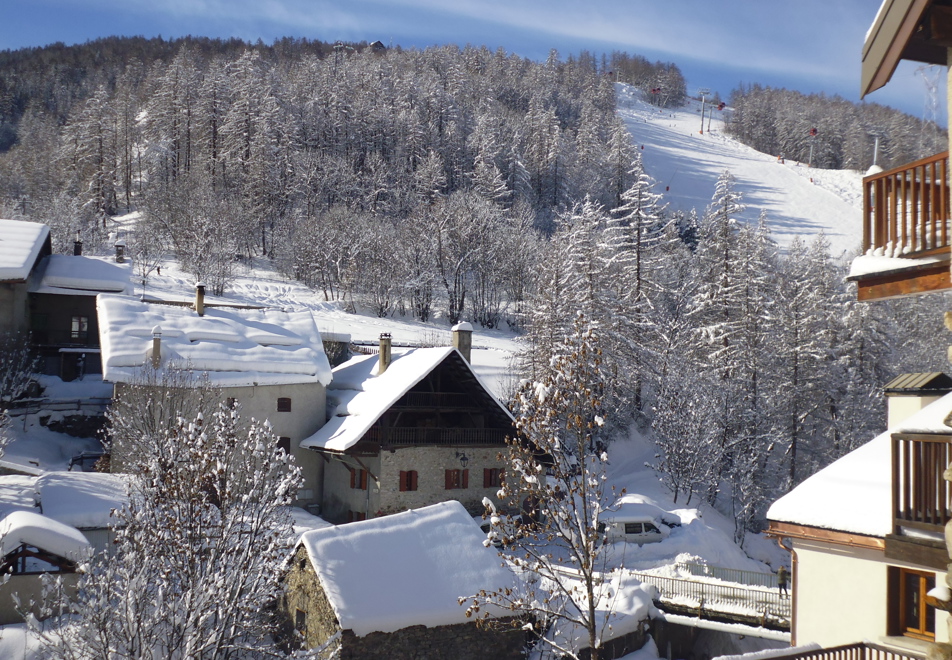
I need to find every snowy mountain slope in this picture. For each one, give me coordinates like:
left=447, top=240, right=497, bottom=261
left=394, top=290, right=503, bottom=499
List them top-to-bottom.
left=616, top=84, right=864, bottom=258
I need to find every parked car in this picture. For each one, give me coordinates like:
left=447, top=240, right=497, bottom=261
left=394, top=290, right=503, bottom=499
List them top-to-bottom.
left=602, top=515, right=668, bottom=545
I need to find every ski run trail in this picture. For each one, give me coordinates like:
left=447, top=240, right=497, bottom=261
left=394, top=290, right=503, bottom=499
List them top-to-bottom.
left=616, top=83, right=864, bottom=260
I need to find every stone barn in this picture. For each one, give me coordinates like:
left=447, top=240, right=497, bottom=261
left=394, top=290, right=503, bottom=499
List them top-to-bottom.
left=281, top=501, right=526, bottom=659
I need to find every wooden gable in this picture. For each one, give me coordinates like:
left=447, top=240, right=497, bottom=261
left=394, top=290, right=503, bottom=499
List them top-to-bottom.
left=348, top=350, right=513, bottom=454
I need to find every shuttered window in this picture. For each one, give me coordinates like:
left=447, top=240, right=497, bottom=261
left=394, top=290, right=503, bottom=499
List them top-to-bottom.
left=277, top=397, right=292, bottom=412
left=349, top=468, right=368, bottom=490
left=483, top=468, right=503, bottom=488
left=445, top=469, right=469, bottom=490
left=399, top=470, right=418, bottom=491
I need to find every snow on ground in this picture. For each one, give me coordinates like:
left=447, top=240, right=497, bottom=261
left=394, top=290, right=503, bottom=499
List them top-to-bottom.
left=616, top=84, right=864, bottom=259
left=2, top=416, right=101, bottom=476
left=0, top=624, right=46, bottom=660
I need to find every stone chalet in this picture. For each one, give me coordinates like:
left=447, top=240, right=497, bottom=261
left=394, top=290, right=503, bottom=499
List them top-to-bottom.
left=300, top=330, right=515, bottom=523
left=282, top=500, right=525, bottom=659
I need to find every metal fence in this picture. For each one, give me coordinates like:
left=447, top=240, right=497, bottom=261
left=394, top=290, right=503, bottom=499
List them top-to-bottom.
left=6, top=397, right=111, bottom=418
left=677, top=561, right=778, bottom=589
left=630, top=571, right=790, bottom=624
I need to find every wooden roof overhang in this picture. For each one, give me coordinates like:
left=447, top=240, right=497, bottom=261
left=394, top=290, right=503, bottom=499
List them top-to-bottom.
left=862, top=0, right=951, bottom=98
left=767, top=520, right=885, bottom=550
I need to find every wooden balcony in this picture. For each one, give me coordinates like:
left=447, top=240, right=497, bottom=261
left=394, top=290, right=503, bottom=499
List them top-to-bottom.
left=854, top=152, right=952, bottom=301
left=365, top=426, right=509, bottom=447
left=888, top=433, right=951, bottom=569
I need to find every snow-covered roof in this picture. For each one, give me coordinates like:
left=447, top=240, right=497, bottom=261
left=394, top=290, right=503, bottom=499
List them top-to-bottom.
left=0, top=219, right=49, bottom=282
left=847, top=252, right=946, bottom=280
left=29, top=255, right=132, bottom=296
left=97, top=294, right=333, bottom=387
left=300, top=347, right=512, bottom=453
left=767, top=429, right=892, bottom=537
left=34, top=472, right=128, bottom=530
left=299, top=501, right=515, bottom=636
left=0, top=510, right=91, bottom=561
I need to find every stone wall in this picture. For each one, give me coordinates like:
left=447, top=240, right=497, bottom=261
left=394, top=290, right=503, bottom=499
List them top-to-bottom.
left=378, top=446, right=507, bottom=516
left=280, top=545, right=342, bottom=652
left=338, top=617, right=527, bottom=660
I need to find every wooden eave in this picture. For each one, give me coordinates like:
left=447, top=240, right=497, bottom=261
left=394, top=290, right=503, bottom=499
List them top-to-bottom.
left=862, top=0, right=949, bottom=98
left=850, top=254, right=951, bottom=301
left=767, top=520, right=885, bottom=550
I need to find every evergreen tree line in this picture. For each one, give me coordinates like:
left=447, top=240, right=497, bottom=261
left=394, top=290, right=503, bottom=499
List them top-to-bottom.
left=0, top=41, right=680, bottom=321
left=608, top=52, right=687, bottom=108
left=726, top=84, right=946, bottom=171
left=522, top=167, right=950, bottom=542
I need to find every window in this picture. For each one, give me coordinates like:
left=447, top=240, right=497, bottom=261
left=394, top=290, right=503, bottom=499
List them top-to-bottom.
left=70, top=316, right=88, bottom=342
left=225, top=397, right=237, bottom=409
left=277, top=397, right=292, bottom=412
left=277, top=437, right=291, bottom=455
left=349, top=468, right=368, bottom=490
left=484, top=468, right=503, bottom=488
left=445, top=469, right=469, bottom=490
left=399, top=470, right=418, bottom=492
left=347, top=510, right=366, bottom=523
left=624, top=522, right=642, bottom=535
left=890, top=567, right=936, bottom=641
left=295, top=609, right=307, bottom=634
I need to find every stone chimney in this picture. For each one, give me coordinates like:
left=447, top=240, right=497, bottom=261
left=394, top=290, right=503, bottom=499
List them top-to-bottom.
left=73, top=236, right=83, bottom=256
left=114, top=239, right=125, bottom=263
left=195, top=282, right=206, bottom=316
left=452, top=321, right=473, bottom=363
left=151, top=326, right=162, bottom=368
left=378, top=333, right=392, bottom=374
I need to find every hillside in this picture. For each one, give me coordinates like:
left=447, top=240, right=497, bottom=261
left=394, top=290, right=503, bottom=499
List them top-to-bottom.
left=617, top=84, right=864, bottom=257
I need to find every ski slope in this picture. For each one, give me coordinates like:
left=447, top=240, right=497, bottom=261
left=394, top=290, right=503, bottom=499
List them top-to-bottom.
left=616, top=84, right=864, bottom=259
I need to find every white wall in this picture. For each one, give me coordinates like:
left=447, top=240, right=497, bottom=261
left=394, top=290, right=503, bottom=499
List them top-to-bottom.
left=794, top=538, right=947, bottom=648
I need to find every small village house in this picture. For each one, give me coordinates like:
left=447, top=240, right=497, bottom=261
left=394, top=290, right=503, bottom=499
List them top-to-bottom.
left=0, top=219, right=51, bottom=336
left=96, top=290, right=333, bottom=507
left=300, top=327, right=515, bottom=523
left=281, top=500, right=526, bottom=659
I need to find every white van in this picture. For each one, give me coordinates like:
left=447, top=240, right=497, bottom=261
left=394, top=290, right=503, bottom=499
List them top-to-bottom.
left=603, top=515, right=667, bottom=545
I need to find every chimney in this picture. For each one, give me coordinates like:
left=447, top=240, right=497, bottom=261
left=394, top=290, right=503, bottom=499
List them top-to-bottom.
left=73, top=235, right=83, bottom=256
left=114, top=239, right=125, bottom=263
left=195, top=282, right=206, bottom=316
left=452, top=321, right=473, bottom=363
left=151, top=326, right=162, bottom=368
left=378, top=333, right=392, bottom=374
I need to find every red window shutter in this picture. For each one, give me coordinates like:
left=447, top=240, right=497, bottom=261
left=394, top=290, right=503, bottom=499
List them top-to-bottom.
left=349, top=468, right=356, bottom=489
left=484, top=468, right=491, bottom=488
left=462, top=469, right=469, bottom=489
left=360, top=470, right=368, bottom=490
left=445, top=470, right=453, bottom=490
left=399, top=471, right=407, bottom=492
left=410, top=471, right=418, bottom=491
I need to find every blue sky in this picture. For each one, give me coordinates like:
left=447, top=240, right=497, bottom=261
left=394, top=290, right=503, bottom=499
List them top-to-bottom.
left=1, top=0, right=943, bottom=123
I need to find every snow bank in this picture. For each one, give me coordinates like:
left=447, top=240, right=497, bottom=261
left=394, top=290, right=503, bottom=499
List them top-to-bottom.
left=0, top=219, right=48, bottom=282
left=29, top=254, right=131, bottom=295
left=97, top=294, right=333, bottom=387
left=301, top=347, right=511, bottom=452
left=767, top=430, right=891, bottom=537
left=34, top=472, right=128, bottom=529
left=299, top=501, right=516, bottom=636
left=0, top=510, right=90, bottom=560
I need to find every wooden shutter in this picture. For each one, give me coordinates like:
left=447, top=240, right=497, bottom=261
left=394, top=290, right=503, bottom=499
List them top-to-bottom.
left=349, top=468, right=356, bottom=489
left=484, top=468, right=491, bottom=488
left=360, top=469, right=368, bottom=490
left=445, top=469, right=453, bottom=490
left=462, top=469, right=469, bottom=489
left=399, top=471, right=407, bottom=492
left=410, top=471, right=418, bottom=491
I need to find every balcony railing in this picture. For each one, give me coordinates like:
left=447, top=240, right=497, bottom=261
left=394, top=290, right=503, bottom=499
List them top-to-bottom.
left=863, top=152, right=950, bottom=257
left=393, top=392, right=478, bottom=409
left=365, top=427, right=509, bottom=446
left=892, top=433, right=952, bottom=533
left=758, top=642, right=922, bottom=660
